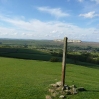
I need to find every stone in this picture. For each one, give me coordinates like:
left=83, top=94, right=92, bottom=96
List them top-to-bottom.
left=56, top=81, right=62, bottom=87
left=48, top=82, right=85, bottom=98
left=50, top=84, right=57, bottom=87
left=62, top=85, right=70, bottom=90
left=72, top=85, right=77, bottom=88
left=56, top=87, right=62, bottom=91
left=70, top=87, right=77, bottom=95
left=72, top=87, right=77, bottom=94
left=49, top=89, right=55, bottom=93
left=64, top=90, right=71, bottom=95
left=66, top=91, right=72, bottom=95
left=51, top=92, right=58, bottom=97
left=45, top=95, right=52, bottom=99
left=59, top=95, right=66, bottom=99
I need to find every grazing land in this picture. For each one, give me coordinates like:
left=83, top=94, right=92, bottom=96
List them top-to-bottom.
left=0, top=39, right=99, bottom=99
left=0, top=57, right=99, bottom=99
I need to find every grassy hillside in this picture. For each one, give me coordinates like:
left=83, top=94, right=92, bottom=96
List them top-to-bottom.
left=0, top=57, right=99, bottom=99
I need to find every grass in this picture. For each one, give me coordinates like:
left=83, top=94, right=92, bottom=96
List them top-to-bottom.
left=0, top=57, right=99, bottom=99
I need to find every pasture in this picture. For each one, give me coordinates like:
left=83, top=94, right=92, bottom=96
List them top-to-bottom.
left=0, top=57, right=99, bottom=99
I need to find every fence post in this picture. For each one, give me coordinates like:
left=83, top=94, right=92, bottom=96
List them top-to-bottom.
left=61, top=37, right=68, bottom=87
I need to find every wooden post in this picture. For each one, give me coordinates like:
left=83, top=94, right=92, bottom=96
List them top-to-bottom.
left=61, top=37, right=68, bottom=87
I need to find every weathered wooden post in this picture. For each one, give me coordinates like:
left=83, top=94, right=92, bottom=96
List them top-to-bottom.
left=61, top=37, right=68, bottom=87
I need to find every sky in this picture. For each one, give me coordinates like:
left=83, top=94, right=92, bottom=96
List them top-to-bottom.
left=0, top=0, right=99, bottom=42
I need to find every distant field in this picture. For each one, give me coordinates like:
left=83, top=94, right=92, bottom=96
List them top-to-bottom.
left=1, top=39, right=99, bottom=48
left=68, top=42, right=99, bottom=48
left=0, top=57, right=99, bottom=99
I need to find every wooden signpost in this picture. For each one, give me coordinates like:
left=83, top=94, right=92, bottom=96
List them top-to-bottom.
left=61, top=37, right=68, bottom=87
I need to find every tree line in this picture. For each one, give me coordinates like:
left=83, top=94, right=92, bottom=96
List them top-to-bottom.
left=50, top=51, right=99, bottom=64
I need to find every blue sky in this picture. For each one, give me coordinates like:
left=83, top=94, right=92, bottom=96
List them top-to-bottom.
left=0, top=0, right=99, bottom=42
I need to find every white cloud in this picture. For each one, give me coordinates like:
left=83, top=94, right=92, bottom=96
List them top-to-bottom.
left=78, top=0, right=84, bottom=2
left=91, top=0, right=99, bottom=4
left=37, top=6, right=69, bottom=18
left=79, top=11, right=99, bottom=18
left=0, top=15, right=99, bottom=41
left=51, top=30, right=58, bottom=34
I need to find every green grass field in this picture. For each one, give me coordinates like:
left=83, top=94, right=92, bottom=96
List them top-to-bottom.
left=0, top=57, right=99, bottom=99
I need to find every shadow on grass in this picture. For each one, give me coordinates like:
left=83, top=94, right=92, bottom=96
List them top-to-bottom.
left=0, top=47, right=63, bottom=61
left=0, top=51, right=99, bottom=69
left=0, top=53, right=62, bottom=62
left=0, top=54, right=51, bottom=61
left=67, top=59, right=99, bottom=70
left=77, top=61, right=99, bottom=69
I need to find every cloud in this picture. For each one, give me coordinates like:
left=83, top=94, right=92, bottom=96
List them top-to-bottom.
left=78, top=0, right=84, bottom=2
left=78, top=0, right=99, bottom=4
left=91, top=0, right=99, bottom=4
left=37, top=6, right=69, bottom=18
left=79, top=11, right=99, bottom=18
left=0, top=15, right=99, bottom=41
left=0, top=27, right=18, bottom=37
